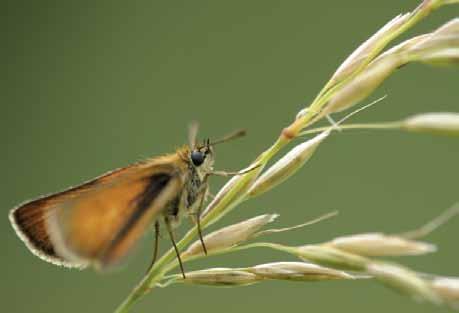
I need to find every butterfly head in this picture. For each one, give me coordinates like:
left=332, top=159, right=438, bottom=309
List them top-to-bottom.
left=187, top=126, right=246, bottom=178
left=190, top=139, right=215, bottom=175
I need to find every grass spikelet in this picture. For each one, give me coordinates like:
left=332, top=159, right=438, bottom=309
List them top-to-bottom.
left=402, top=112, right=459, bottom=136
left=248, top=131, right=329, bottom=198
left=182, top=214, right=278, bottom=257
left=327, top=233, right=436, bottom=257
left=249, top=262, right=354, bottom=281
left=367, top=262, right=441, bottom=304
left=176, top=268, right=261, bottom=287
left=431, top=277, right=459, bottom=307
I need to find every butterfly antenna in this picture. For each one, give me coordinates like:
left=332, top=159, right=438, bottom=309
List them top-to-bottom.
left=188, top=121, right=199, bottom=149
left=210, top=129, right=246, bottom=146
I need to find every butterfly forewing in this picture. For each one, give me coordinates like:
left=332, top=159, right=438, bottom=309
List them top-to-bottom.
left=10, top=155, right=187, bottom=268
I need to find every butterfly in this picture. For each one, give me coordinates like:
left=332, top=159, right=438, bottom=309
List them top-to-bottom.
left=9, top=123, right=247, bottom=277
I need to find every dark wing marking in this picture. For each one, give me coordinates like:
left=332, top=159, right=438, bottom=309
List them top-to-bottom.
left=97, top=173, right=177, bottom=267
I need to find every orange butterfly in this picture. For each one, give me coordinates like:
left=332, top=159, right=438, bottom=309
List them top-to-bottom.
left=9, top=124, right=246, bottom=277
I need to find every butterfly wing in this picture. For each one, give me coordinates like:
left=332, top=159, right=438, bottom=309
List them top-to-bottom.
left=10, top=156, right=187, bottom=269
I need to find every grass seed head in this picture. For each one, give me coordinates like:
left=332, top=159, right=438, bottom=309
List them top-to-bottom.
left=329, top=13, right=410, bottom=87
left=321, top=18, right=459, bottom=118
left=410, top=18, right=459, bottom=65
left=322, top=56, right=402, bottom=117
left=402, top=112, right=459, bottom=136
left=248, top=131, right=329, bottom=197
left=183, top=214, right=278, bottom=257
left=327, top=233, right=437, bottom=257
left=295, top=245, right=369, bottom=271
left=249, top=262, right=354, bottom=281
left=367, top=262, right=441, bottom=304
left=179, top=268, right=261, bottom=286
left=431, top=277, right=459, bottom=306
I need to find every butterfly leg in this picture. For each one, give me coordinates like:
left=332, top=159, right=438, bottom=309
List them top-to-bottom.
left=209, top=164, right=261, bottom=177
left=187, top=174, right=210, bottom=256
left=194, top=184, right=209, bottom=255
left=207, top=190, right=215, bottom=199
left=164, top=216, right=186, bottom=279
left=145, top=220, right=160, bottom=274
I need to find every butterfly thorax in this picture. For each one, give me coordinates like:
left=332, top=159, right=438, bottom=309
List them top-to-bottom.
left=165, top=145, right=214, bottom=227
left=185, top=161, right=204, bottom=208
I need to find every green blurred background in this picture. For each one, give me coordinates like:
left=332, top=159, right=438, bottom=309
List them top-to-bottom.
left=2, top=1, right=459, bottom=312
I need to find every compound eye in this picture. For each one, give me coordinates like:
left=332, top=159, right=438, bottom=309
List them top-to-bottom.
left=191, top=150, right=205, bottom=166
